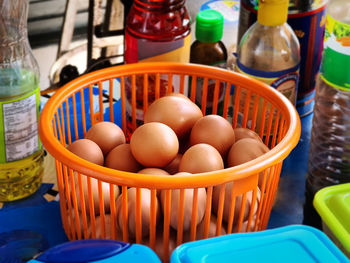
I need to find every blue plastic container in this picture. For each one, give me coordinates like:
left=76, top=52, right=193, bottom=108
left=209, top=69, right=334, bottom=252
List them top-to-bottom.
left=170, top=225, right=349, bottom=263
left=28, top=239, right=161, bottom=263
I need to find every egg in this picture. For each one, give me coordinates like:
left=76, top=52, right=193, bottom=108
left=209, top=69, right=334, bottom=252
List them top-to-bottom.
left=144, top=95, right=203, bottom=139
left=190, top=115, right=235, bottom=157
left=85, top=121, right=126, bottom=156
left=130, top=122, right=179, bottom=167
left=233, top=127, right=262, bottom=142
left=67, top=138, right=104, bottom=166
left=227, top=138, right=269, bottom=168
left=105, top=143, right=142, bottom=172
left=179, top=144, right=224, bottom=174
left=163, top=153, right=183, bottom=174
left=138, top=168, right=170, bottom=176
left=74, top=173, right=120, bottom=216
left=160, top=181, right=207, bottom=232
left=212, top=184, right=261, bottom=225
left=115, top=187, right=161, bottom=239
left=88, top=214, right=123, bottom=240
left=184, top=214, right=226, bottom=241
left=233, top=215, right=257, bottom=233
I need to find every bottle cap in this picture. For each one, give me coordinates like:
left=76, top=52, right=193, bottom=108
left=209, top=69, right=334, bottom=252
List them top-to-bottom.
left=258, top=0, right=289, bottom=26
left=195, top=10, right=224, bottom=43
left=321, top=47, right=350, bottom=90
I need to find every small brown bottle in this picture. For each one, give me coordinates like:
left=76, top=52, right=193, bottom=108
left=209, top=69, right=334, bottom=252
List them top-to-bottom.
left=190, top=10, right=227, bottom=115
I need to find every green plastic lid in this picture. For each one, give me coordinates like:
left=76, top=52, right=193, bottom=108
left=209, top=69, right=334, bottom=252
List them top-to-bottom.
left=195, top=10, right=224, bottom=43
left=321, top=47, right=350, bottom=90
left=313, top=183, right=350, bottom=257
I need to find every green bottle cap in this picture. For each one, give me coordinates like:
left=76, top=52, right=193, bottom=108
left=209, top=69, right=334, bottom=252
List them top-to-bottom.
left=195, top=10, right=224, bottom=43
left=321, top=47, right=350, bottom=90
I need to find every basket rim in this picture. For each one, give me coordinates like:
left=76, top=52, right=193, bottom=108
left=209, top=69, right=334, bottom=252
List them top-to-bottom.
left=39, top=62, right=301, bottom=189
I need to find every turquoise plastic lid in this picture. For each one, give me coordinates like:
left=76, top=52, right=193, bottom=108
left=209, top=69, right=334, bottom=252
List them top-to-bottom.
left=314, top=183, right=350, bottom=257
left=170, top=225, right=349, bottom=263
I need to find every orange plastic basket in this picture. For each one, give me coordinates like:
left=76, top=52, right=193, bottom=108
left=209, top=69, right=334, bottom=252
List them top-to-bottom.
left=39, top=62, right=300, bottom=262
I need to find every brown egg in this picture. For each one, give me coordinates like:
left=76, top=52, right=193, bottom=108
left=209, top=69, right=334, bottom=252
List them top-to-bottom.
left=166, top=92, right=191, bottom=101
left=144, top=95, right=203, bottom=139
left=190, top=115, right=235, bottom=157
left=85, top=121, right=125, bottom=156
left=130, top=122, right=179, bottom=167
left=233, top=127, right=262, bottom=142
left=67, top=138, right=104, bottom=165
left=227, top=138, right=269, bottom=168
left=105, top=143, right=142, bottom=172
left=179, top=143, right=224, bottom=174
left=163, top=153, right=183, bottom=174
left=138, top=168, right=170, bottom=176
left=74, top=173, right=120, bottom=216
left=160, top=183, right=207, bottom=232
left=212, top=183, right=260, bottom=225
left=115, top=188, right=161, bottom=239
left=88, top=214, right=123, bottom=240
left=184, top=214, right=226, bottom=241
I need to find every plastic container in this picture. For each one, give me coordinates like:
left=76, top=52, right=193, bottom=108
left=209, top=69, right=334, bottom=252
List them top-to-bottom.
left=0, top=0, right=45, bottom=201
left=304, top=0, right=350, bottom=229
left=38, top=62, right=300, bottom=262
left=314, top=183, right=350, bottom=258
left=170, top=225, right=349, bottom=263
left=28, top=239, right=161, bottom=263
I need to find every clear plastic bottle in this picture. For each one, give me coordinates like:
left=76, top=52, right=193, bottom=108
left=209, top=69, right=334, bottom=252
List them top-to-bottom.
left=0, top=0, right=44, bottom=201
left=233, top=0, right=300, bottom=129
left=304, top=0, right=350, bottom=228
left=190, top=9, right=227, bottom=115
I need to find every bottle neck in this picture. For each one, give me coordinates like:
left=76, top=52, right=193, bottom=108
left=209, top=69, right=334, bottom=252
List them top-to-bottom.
left=133, top=0, right=185, bottom=12
left=257, top=0, right=289, bottom=26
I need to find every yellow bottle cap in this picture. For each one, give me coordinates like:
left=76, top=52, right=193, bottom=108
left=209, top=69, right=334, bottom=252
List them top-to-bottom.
left=257, top=0, right=289, bottom=26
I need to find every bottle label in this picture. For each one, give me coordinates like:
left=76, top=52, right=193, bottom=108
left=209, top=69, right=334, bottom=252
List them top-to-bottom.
left=323, top=14, right=350, bottom=89
left=235, top=60, right=299, bottom=129
left=0, top=87, right=41, bottom=163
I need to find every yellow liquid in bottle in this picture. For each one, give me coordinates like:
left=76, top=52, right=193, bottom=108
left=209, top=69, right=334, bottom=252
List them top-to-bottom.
left=0, top=150, right=44, bottom=202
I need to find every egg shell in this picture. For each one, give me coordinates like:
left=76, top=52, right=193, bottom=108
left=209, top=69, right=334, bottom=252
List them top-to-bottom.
left=144, top=95, right=203, bottom=139
left=190, top=115, right=235, bottom=157
left=85, top=121, right=126, bottom=156
left=130, top=122, right=179, bottom=167
left=233, top=127, right=262, bottom=142
left=67, top=138, right=104, bottom=166
left=227, top=138, right=269, bottom=168
left=105, top=143, right=142, bottom=172
left=179, top=143, right=224, bottom=174
left=163, top=153, right=183, bottom=174
left=138, top=168, right=170, bottom=176
left=74, top=173, right=120, bottom=216
left=212, top=183, right=261, bottom=225
left=160, top=186, right=207, bottom=232
left=115, top=187, right=161, bottom=239
left=183, top=213, right=226, bottom=241
left=88, top=214, right=123, bottom=240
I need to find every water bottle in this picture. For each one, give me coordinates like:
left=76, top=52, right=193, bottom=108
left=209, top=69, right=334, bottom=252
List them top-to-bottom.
left=304, top=0, right=350, bottom=228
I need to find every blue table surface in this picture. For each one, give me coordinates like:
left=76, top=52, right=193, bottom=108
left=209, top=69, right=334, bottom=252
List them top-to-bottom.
left=0, top=113, right=314, bottom=262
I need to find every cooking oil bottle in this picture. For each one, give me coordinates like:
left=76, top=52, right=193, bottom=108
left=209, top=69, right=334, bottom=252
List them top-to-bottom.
left=0, top=0, right=44, bottom=202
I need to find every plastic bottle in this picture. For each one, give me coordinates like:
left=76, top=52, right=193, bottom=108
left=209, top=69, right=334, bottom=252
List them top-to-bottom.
left=0, top=0, right=44, bottom=201
left=124, top=0, right=191, bottom=136
left=234, top=0, right=300, bottom=129
left=235, top=0, right=326, bottom=117
left=304, top=0, right=350, bottom=229
left=190, top=9, right=227, bottom=115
